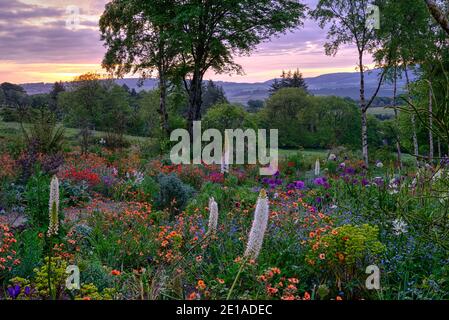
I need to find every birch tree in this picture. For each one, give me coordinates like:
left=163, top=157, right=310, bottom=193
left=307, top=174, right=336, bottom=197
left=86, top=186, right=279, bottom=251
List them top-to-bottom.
left=311, top=0, right=385, bottom=166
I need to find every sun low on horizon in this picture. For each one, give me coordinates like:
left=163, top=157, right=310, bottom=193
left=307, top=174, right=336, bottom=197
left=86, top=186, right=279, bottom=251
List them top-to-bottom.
left=0, top=0, right=373, bottom=84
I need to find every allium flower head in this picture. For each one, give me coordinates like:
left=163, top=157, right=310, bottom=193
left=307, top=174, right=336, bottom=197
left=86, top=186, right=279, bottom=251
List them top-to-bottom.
left=47, top=175, right=60, bottom=237
left=244, top=189, right=269, bottom=260
left=207, top=197, right=219, bottom=235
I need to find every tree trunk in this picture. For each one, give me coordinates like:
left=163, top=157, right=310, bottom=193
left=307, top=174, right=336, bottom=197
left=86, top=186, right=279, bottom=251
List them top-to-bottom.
left=424, top=0, right=449, bottom=36
left=358, top=52, right=369, bottom=166
left=393, top=67, right=402, bottom=169
left=405, top=67, right=419, bottom=165
left=158, top=69, right=170, bottom=137
left=187, top=69, right=204, bottom=137
left=428, top=83, right=434, bottom=162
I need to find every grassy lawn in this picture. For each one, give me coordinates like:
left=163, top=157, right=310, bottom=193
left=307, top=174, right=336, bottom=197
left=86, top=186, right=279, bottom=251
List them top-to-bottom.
left=0, top=121, right=150, bottom=145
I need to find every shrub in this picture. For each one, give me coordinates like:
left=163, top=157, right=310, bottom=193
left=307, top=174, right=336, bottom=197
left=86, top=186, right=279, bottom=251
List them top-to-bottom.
left=21, top=108, right=65, bottom=155
left=157, top=174, right=195, bottom=216
left=306, top=224, right=385, bottom=298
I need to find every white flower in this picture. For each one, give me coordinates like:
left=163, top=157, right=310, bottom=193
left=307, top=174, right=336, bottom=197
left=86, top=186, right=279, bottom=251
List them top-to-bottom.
left=99, top=138, right=106, bottom=145
left=328, top=154, right=337, bottom=161
left=314, top=159, right=320, bottom=176
left=376, top=161, right=384, bottom=168
left=339, top=162, right=346, bottom=168
left=433, top=169, right=445, bottom=181
left=127, top=170, right=144, bottom=186
left=47, top=176, right=60, bottom=237
left=388, top=178, right=400, bottom=195
left=409, top=178, right=417, bottom=188
left=244, top=189, right=269, bottom=261
left=207, top=197, right=219, bottom=235
left=329, top=204, right=338, bottom=209
left=392, top=218, right=408, bottom=236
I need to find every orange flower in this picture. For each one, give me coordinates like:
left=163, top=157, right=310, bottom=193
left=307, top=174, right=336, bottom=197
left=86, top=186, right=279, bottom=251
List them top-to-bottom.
left=319, top=253, right=326, bottom=260
left=271, top=267, right=281, bottom=274
left=111, top=269, right=121, bottom=276
left=216, top=278, right=225, bottom=284
left=288, top=278, right=299, bottom=284
left=197, top=280, right=206, bottom=290
left=267, top=286, right=278, bottom=295
left=187, top=292, right=198, bottom=300
left=303, top=292, right=311, bottom=300
left=336, top=296, right=343, bottom=300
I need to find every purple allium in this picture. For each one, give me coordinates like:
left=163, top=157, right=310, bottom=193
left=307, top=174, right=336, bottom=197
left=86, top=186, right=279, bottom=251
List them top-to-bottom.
left=361, top=178, right=370, bottom=186
left=294, top=180, right=305, bottom=189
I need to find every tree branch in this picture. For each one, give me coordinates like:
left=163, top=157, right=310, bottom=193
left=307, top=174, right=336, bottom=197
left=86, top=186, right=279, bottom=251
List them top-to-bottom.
left=424, top=0, right=449, bottom=36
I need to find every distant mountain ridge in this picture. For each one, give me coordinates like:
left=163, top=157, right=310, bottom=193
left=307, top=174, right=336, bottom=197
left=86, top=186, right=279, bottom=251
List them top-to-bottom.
left=19, top=69, right=414, bottom=104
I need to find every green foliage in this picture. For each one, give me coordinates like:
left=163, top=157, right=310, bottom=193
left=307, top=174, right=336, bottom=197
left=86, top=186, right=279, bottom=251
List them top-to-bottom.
left=270, top=69, right=308, bottom=94
left=202, top=80, right=228, bottom=114
left=0, top=82, right=30, bottom=107
left=263, top=88, right=362, bottom=149
left=202, top=103, right=257, bottom=134
left=21, top=108, right=65, bottom=155
left=24, top=171, right=51, bottom=230
left=156, top=173, right=195, bottom=216
left=305, top=224, right=385, bottom=298
left=309, top=224, right=385, bottom=266
left=11, top=228, right=45, bottom=279
left=33, top=256, right=68, bottom=299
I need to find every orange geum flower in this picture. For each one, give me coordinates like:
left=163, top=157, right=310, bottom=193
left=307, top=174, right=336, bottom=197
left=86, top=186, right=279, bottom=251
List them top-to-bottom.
left=288, top=278, right=299, bottom=284
left=197, top=280, right=206, bottom=290
left=266, top=287, right=278, bottom=295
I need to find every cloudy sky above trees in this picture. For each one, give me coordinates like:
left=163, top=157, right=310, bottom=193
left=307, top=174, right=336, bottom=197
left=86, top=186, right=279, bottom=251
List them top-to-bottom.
left=0, top=0, right=374, bottom=84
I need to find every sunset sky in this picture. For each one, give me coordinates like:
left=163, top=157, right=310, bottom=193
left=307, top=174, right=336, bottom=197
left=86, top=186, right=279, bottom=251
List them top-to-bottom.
left=0, top=0, right=374, bottom=84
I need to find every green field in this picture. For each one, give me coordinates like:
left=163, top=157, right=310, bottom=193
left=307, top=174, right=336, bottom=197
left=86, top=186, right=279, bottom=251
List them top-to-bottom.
left=0, top=121, right=149, bottom=144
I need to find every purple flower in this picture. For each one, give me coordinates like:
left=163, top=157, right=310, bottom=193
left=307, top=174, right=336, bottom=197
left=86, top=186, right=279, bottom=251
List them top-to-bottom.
left=344, top=167, right=356, bottom=175
left=313, top=177, right=325, bottom=186
left=373, top=177, right=384, bottom=187
left=361, top=178, right=369, bottom=186
left=294, top=180, right=305, bottom=189
left=8, top=285, right=21, bottom=299
left=24, top=286, right=31, bottom=296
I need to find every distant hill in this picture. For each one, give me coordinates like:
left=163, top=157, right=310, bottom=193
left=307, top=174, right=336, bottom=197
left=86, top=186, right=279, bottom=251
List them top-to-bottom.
left=19, top=69, right=414, bottom=105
